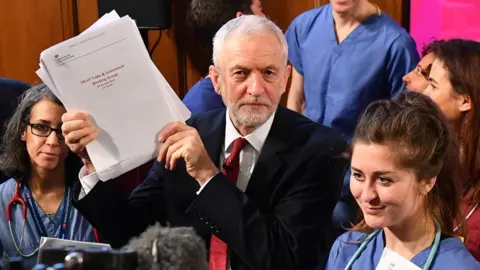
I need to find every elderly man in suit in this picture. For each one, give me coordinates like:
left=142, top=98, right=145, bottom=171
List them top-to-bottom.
left=61, top=15, right=347, bottom=270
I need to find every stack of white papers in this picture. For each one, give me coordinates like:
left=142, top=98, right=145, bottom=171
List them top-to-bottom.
left=36, top=11, right=191, bottom=181
left=39, top=237, right=111, bottom=250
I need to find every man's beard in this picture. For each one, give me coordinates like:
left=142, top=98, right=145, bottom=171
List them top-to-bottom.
left=223, top=95, right=277, bottom=128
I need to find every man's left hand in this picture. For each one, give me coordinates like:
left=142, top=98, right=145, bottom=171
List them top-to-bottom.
left=157, top=122, right=219, bottom=185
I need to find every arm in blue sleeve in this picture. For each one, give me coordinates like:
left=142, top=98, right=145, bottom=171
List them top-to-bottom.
left=285, top=16, right=305, bottom=75
left=386, top=35, right=420, bottom=97
left=182, top=78, right=225, bottom=115
left=332, top=169, right=357, bottom=234
left=323, top=236, right=343, bottom=270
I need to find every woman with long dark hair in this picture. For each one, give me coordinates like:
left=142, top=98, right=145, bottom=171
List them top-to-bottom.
left=423, top=39, right=480, bottom=261
left=0, top=84, right=97, bottom=269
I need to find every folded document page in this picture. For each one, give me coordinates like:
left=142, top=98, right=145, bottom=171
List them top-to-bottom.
left=37, top=11, right=191, bottom=181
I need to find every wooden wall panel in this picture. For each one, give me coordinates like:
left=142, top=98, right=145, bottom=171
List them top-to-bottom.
left=0, top=0, right=73, bottom=84
left=0, top=0, right=405, bottom=95
left=77, top=0, right=182, bottom=95
left=77, top=0, right=100, bottom=32
left=264, top=0, right=404, bottom=33
left=373, top=0, right=403, bottom=24
left=263, top=1, right=316, bottom=32
left=149, top=29, right=180, bottom=93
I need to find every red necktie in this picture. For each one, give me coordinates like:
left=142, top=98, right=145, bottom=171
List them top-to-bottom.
left=209, top=138, right=248, bottom=270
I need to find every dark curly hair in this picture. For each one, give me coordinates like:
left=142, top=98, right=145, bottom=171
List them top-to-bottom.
left=185, top=0, right=253, bottom=74
left=418, top=39, right=446, bottom=78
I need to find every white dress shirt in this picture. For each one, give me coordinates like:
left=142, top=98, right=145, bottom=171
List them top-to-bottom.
left=197, top=109, right=274, bottom=193
left=78, top=110, right=275, bottom=198
left=78, top=110, right=275, bottom=270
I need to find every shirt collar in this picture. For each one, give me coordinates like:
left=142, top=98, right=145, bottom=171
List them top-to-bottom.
left=224, top=108, right=275, bottom=153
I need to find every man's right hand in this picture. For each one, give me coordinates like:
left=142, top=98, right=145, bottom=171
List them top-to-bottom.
left=61, top=111, right=99, bottom=173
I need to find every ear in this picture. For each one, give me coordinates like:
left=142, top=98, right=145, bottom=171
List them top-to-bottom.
left=236, top=12, right=243, bottom=18
left=281, top=64, right=292, bottom=96
left=285, top=64, right=292, bottom=82
left=209, top=65, right=221, bottom=95
left=459, top=94, right=472, bottom=112
left=21, top=126, right=27, bottom=141
left=420, top=176, right=437, bottom=196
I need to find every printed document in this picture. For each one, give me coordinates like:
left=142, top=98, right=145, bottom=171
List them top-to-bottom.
left=36, top=11, right=190, bottom=180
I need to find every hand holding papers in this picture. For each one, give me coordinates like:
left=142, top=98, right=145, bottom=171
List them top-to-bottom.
left=37, top=11, right=190, bottom=181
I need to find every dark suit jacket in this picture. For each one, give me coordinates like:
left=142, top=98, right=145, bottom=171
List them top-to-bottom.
left=0, top=78, right=29, bottom=183
left=0, top=78, right=29, bottom=134
left=72, top=105, right=348, bottom=270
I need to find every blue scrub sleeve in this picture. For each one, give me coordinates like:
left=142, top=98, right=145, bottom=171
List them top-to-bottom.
left=285, top=17, right=305, bottom=75
left=386, top=35, right=420, bottom=98
left=182, top=78, right=225, bottom=115
left=333, top=168, right=357, bottom=232
left=323, top=236, right=344, bottom=270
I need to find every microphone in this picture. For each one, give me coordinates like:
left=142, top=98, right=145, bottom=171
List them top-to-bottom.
left=31, top=223, right=206, bottom=269
left=123, top=223, right=208, bottom=270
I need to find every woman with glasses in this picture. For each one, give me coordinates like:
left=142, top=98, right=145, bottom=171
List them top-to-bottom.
left=402, top=40, right=445, bottom=93
left=0, top=84, right=97, bottom=269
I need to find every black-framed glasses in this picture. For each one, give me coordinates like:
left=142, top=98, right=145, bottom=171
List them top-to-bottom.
left=27, top=123, right=64, bottom=140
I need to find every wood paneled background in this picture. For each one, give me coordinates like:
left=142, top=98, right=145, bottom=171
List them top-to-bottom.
left=0, top=0, right=405, bottom=99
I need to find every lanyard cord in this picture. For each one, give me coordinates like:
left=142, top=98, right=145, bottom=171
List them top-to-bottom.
left=453, top=183, right=479, bottom=232
left=5, top=184, right=72, bottom=258
left=24, top=184, right=72, bottom=239
left=454, top=202, right=480, bottom=232
left=5, top=219, right=38, bottom=258
left=345, top=220, right=441, bottom=270
left=424, top=221, right=441, bottom=269
left=344, top=230, right=381, bottom=270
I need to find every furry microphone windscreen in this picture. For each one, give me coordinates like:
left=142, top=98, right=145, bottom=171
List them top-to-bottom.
left=124, top=223, right=208, bottom=270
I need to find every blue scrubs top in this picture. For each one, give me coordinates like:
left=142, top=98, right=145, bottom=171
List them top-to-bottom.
left=285, top=4, right=420, bottom=231
left=285, top=4, right=419, bottom=141
left=182, top=77, right=225, bottom=115
left=0, top=179, right=96, bottom=270
left=324, top=231, right=480, bottom=270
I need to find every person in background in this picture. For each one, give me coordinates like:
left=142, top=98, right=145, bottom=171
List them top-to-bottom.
left=182, top=0, right=264, bottom=115
left=285, top=0, right=420, bottom=234
left=62, top=15, right=347, bottom=269
left=422, top=39, right=480, bottom=261
left=403, top=40, right=445, bottom=92
left=0, top=78, right=30, bottom=183
left=0, top=84, right=97, bottom=270
left=325, top=91, right=479, bottom=269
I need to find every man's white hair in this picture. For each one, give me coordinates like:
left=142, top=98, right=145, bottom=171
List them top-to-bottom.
left=212, top=15, right=288, bottom=66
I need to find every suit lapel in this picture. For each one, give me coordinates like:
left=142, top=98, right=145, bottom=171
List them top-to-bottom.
left=199, top=106, right=296, bottom=201
left=245, top=106, right=294, bottom=202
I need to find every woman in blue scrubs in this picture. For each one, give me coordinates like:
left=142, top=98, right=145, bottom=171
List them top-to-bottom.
left=285, top=0, right=420, bottom=232
left=0, top=84, right=97, bottom=269
left=325, top=91, right=479, bottom=269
